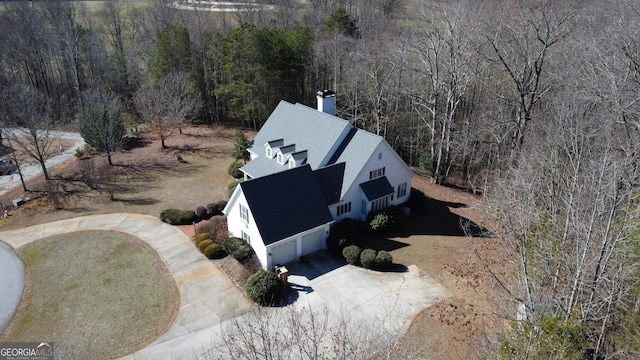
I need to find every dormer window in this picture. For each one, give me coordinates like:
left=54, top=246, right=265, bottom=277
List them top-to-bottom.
left=265, top=139, right=284, bottom=159
left=277, top=152, right=284, bottom=164
left=289, top=157, right=295, bottom=169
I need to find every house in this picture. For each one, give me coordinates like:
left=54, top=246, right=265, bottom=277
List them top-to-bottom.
left=223, top=91, right=415, bottom=270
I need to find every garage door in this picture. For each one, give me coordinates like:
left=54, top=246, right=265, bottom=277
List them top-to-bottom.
left=301, top=228, right=325, bottom=256
left=270, top=239, right=296, bottom=267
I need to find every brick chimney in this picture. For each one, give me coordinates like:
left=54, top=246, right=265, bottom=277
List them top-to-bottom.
left=316, top=90, right=336, bottom=116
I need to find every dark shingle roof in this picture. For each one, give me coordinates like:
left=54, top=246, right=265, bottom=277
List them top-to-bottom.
left=313, top=162, right=345, bottom=205
left=241, top=165, right=334, bottom=245
left=360, top=176, right=394, bottom=201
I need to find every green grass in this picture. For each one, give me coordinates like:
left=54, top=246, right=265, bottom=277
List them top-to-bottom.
left=0, top=230, right=179, bottom=359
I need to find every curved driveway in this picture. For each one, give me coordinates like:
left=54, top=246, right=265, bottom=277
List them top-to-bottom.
left=0, top=213, right=253, bottom=358
left=0, top=240, right=25, bottom=336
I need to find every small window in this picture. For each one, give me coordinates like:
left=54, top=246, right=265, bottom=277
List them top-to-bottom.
left=266, top=147, right=272, bottom=158
left=277, top=152, right=284, bottom=164
left=378, top=153, right=382, bottom=160
left=289, top=157, right=295, bottom=169
left=369, top=167, right=386, bottom=180
left=337, top=202, right=352, bottom=216
left=239, top=204, right=249, bottom=223
left=242, top=230, right=251, bottom=244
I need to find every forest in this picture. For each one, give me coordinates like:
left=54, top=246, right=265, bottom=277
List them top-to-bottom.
left=0, top=0, right=639, bottom=358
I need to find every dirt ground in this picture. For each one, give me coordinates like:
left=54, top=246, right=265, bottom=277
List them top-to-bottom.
left=0, top=125, right=507, bottom=358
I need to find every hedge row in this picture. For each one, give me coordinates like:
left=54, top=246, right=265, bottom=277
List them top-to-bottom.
left=160, top=200, right=228, bottom=226
left=194, top=234, right=227, bottom=259
left=224, top=237, right=254, bottom=263
left=342, top=245, right=393, bottom=270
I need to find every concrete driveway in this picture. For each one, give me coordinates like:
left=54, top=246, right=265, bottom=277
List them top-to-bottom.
left=0, top=215, right=451, bottom=359
left=0, top=240, right=25, bottom=336
left=286, top=251, right=452, bottom=334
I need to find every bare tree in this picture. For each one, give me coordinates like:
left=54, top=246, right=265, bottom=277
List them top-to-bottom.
left=483, top=0, right=575, bottom=161
left=135, top=72, right=202, bottom=148
left=3, top=85, right=56, bottom=181
left=199, top=304, right=429, bottom=360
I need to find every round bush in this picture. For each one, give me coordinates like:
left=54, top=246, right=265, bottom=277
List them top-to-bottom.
left=228, top=160, right=243, bottom=179
left=195, top=206, right=209, bottom=219
left=160, top=209, right=198, bottom=225
left=194, top=233, right=211, bottom=246
left=224, top=237, right=255, bottom=262
left=198, top=239, right=214, bottom=253
left=203, top=243, right=226, bottom=259
left=342, top=245, right=362, bottom=266
left=360, top=249, right=378, bottom=269
left=376, top=250, right=393, bottom=269
left=245, top=269, right=281, bottom=306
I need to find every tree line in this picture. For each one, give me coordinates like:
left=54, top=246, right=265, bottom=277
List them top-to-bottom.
left=1, top=0, right=640, bottom=358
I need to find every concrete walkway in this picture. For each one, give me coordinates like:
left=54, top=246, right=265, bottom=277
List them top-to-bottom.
left=0, top=213, right=253, bottom=358
left=0, top=240, right=25, bottom=336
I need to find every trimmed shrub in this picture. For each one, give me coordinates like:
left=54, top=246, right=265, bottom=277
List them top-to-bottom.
left=228, top=160, right=243, bottom=179
left=228, top=181, right=240, bottom=199
left=216, top=200, right=228, bottom=211
left=195, top=206, right=208, bottom=219
left=160, top=209, right=198, bottom=225
left=195, top=215, right=228, bottom=243
left=194, top=233, right=211, bottom=246
left=224, top=237, right=255, bottom=262
left=198, top=239, right=214, bottom=252
left=203, top=243, right=227, bottom=259
left=342, top=245, right=362, bottom=266
left=360, top=249, right=378, bottom=269
left=376, top=250, right=393, bottom=269
left=245, top=269, right=281, bottom=306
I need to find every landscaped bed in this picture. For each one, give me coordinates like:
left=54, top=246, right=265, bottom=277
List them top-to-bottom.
left=0, top=230, right=179, bottom=358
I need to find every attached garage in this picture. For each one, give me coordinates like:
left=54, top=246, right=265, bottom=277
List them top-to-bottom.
left=301, top=228, right=326, bottom=255
left=269, top=239, right=297, bottom=268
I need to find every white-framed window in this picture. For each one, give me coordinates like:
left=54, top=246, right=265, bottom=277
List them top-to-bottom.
left=266, top=147, right=272, bottom=158
left=277, top=152, right=284, bottom=164
left=378, top=152, right=382, bottom=160
left=289, top=157, right=295, bottom=169
left=369, top=167, right=386, bottom=179
left=397, top=182, right=407, bottom=198
left=371, top=196, right=390, bottom=212
left=337, top=202, right=352, bottom=216
left=239, top=204, right=249, bottom=223
left=241, top=230, right=251, bottom=244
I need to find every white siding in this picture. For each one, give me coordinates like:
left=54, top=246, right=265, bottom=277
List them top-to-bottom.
left=336, top=142, right=414, bottom=221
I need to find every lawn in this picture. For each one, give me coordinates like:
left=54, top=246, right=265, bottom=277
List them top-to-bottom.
left=0, top=230, right=179, bottom=359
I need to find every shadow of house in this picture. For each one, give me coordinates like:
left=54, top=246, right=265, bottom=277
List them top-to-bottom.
left=394, top=196, right=490, bottom=238
left=285, top=250, right=346, bottom=281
